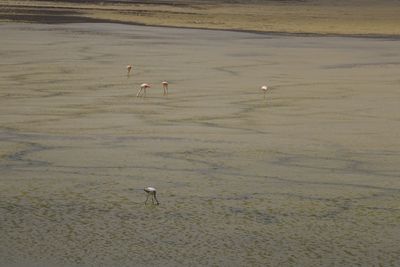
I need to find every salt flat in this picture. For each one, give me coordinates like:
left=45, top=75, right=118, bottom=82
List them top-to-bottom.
left=0, top=23, right=400, bottom=266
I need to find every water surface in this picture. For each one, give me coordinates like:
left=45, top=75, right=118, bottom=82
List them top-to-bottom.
left=0, top=23, right=400, bottom=266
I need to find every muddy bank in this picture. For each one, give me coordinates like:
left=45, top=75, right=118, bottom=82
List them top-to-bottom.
left=1, top=0, right=400, bottom=36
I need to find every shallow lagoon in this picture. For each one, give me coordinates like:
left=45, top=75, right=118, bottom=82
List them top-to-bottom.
left=0, top=23, right=400, bottom=266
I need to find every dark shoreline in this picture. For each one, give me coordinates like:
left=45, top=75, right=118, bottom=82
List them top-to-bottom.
left=2, top=0, right=400, bottom=39
left=2, top=15, right=400, bottom=40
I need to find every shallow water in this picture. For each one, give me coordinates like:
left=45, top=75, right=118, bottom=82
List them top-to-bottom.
left=0, top=23, right=400, bottom=266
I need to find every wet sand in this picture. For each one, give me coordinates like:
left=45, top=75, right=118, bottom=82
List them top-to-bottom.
left=1, top=23, right=400, bottom=266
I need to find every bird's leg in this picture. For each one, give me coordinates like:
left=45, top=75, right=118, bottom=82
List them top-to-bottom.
left=137, top=88, right=143, bottom=97
left=144, top=88, right=147, bottom=97
left=153, top=192, right=160, bottom=205
left=145, top=193, right=150, bottom=204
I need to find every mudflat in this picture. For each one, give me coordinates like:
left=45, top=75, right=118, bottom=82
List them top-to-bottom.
left=1, top=0, right=400, bottom=36
left=1, top=22, right=400, bottom=266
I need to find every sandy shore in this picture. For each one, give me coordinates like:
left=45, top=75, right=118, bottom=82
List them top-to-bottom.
left=1, top=0, right=400, bottom=36
left=1, top=22, right=400, bottom=266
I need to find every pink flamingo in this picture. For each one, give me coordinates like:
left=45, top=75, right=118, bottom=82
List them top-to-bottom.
left=127, top=64, right=132, bottom=75
left=162, top=81, right=169, bottom=96
left=137, top=83, right=151, bottom=97
left=261, top=85, right=269, bottom=99
left=144, top=187, right=159, bottom=205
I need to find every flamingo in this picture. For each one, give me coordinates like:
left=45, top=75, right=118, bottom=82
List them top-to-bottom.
left=127, top=64, right=132, bottom=75
left=162, top=81, right=169, bottom=96
left=137, top=83, right=151, bottom=97
left=261, top=85, right=269, bottom=99
left=144, top=187, right=159, bottom=205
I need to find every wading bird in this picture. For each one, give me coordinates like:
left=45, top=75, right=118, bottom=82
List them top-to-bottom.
left=127, top=64, right=132, bottom=75
left=162, top=81, right=169, bottom=96
left=137, top=83, right=151, bottom=97
left=261, top=85, right=269, bottom=99
left=144, top=187, right=159, bottom=205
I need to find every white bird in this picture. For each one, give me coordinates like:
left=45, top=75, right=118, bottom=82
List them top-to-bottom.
left=127, top=64, right=132, bottom=75
left=162, top=81, right=169, bottom=96
left=137, top=83, right=151, bottom=97
left=261, top=85, right=269, bottom=99
left=144, top=187, right=159, bottom=205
